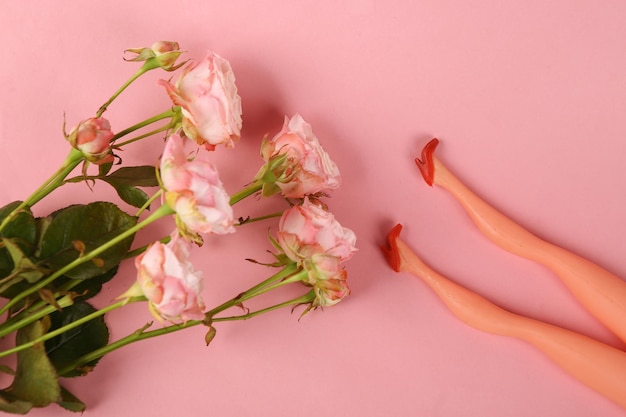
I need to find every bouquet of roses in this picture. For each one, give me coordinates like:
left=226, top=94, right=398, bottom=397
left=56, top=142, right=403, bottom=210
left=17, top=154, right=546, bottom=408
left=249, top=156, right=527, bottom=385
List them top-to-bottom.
left=0, top=41, right=356, bottom=413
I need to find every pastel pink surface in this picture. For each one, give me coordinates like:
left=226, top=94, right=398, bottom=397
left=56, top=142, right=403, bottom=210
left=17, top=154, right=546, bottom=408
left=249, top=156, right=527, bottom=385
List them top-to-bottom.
left=1, top=1, right=626, bottom=416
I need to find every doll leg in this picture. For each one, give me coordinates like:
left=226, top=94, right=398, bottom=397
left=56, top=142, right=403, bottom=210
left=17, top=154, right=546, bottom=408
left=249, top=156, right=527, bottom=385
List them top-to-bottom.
left=415, top=139, right=626, bottom=344
left=382, top=224, right=626, bottom=410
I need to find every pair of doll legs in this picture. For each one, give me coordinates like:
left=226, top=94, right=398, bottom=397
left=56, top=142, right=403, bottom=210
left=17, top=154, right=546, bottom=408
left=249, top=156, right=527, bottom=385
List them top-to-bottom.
left=382, top=139, right=626, bottom=409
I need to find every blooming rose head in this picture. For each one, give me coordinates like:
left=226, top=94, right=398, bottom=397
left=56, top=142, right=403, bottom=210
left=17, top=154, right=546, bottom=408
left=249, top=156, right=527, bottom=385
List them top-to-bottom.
left=125, top=41, right=185, bottom=71
left=160, top=51, right=242, bottom=151
left=257, top=114, right=341, bottom=198
left=66, top=117, right=114, bottom=164
left=160, top=134, right=235, bottom=242
left=277, top=198, right=356, bottom=262
left=133, top=233, right=205, bottom=323
left=304, top=253, right=350, bottom=307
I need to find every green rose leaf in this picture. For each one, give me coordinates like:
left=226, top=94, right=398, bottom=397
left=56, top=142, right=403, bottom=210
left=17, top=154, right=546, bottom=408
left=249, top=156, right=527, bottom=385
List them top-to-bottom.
left=98, top=161, right=114, bottom=177
left=101, top=166, right=159, bottom=208
left=105, top=166, right=159, bottom=187
left=103, top=180, right=151, bottom=208
left=0, top=202, right=37, bottom=279
left=0, top=202, right=37, bottom=245
left=38, top=202, right=137, bottom=280
left=0, top=239, right=47, bottom=300
left=2, top=239, right=46, bottom=284
left=55, top=266, right=119, bottom=302
left=45, top=301, right=110, bottom=377
left=7, top=318, right=61, bottom=408
left=58, top=386, right=86, bottom=412
left=0, top=391, right=32, bottom=414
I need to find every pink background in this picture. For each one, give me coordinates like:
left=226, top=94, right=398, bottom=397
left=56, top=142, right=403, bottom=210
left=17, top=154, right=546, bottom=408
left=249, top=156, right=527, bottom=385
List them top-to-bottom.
left=1, top=1, right=626, bottom=416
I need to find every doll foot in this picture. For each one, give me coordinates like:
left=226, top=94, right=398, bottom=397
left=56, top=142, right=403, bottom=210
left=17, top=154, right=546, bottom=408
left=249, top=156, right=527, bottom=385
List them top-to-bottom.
left=415, top=138, right=440, bottom=186
left=381, top=224, right=404, bottom=272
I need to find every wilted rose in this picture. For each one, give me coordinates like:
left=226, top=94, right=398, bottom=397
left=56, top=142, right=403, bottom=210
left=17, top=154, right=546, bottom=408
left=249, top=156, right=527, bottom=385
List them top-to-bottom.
left=160, top=51, right=242, bottom=150
left=160, top=134, right=235, bottom=241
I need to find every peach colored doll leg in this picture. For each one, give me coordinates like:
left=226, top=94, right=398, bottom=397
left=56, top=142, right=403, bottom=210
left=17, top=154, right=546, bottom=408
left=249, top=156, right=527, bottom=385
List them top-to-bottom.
left=415, top=139, right=626, bottom=344
left=382, top=224, right=626, bottom=410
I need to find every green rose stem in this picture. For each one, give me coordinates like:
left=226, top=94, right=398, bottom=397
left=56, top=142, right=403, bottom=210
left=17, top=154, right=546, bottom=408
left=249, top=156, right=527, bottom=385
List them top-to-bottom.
left=96, top=60, right=167, bottom=118
left=110, top=108, right=179, bottom=145
left=113, top=124, right=172, bottom=148
left=0, top=148, right=84, bottom=234
left=229, top=180, right=264, bottom=205
left=135, top=189, right=163, bottom=217
left=0, top=204, right=175, bottom=318
left=235, top=211, right=283, bottom=226
left=0, top=259, right=107, bottom=334
left=0, top=264, right=306, bottom=359
left=0, top=264, right=113, bottom=337
left=209, top=265, right=306, bottom=313
left=56, top=268, right=311, bottom=377
left=0, top=279, right=84, bottom=338
left=212, top=290, right=315, bottom=322
left=57, top=292, right=315, bottom=377
left=0, top=295, right=74, bottom=338
left=0, top=296, right=145, bottom=359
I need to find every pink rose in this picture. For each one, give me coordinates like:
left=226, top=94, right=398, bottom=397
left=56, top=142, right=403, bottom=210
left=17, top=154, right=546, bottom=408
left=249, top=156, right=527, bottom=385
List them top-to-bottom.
left=160, top=51, right=242, bottom=150
left=259, top=114, right=340, bottom=198
left=66, top=117, right=114, bottom=164
left=160, top=134, right=235, bottom=239
left=277, top=198, right=356, bottom=262
left=135, top=233, right=205, bottom=322
left=305, top=253, right=350, bottom=307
